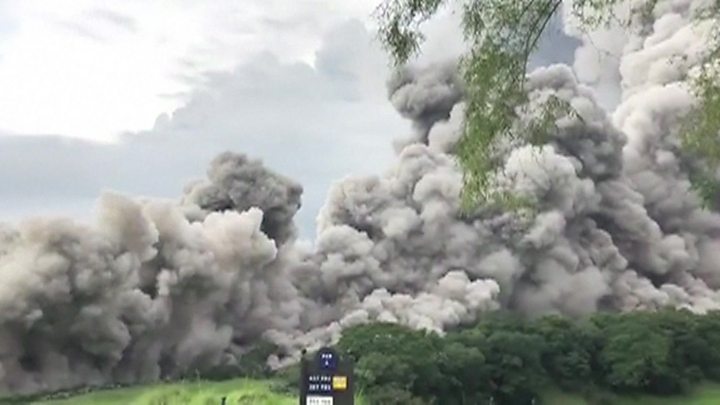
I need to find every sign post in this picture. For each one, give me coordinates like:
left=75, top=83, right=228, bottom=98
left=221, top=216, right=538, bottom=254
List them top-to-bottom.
left=299, top=347, right=354, bottom=405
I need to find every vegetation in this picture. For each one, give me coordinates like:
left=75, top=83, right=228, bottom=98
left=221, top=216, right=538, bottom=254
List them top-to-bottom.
left=375, top=0, right=720, bottom=209
left=334, top=310, right=720, bottom=404
left=3, top=379, right=296, bottom=405
left=543, top=382, right=720, bottom=405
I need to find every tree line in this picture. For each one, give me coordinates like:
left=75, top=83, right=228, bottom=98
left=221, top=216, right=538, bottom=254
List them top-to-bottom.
left=324, top=309, right=720, bottom=404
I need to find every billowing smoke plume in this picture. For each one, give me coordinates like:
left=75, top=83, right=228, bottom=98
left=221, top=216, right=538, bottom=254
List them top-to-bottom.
left=1, top=0, right=719, bottom=395
left=387, top=61, right=464, bottom=145
left=182, top=152, right=303, bottom=245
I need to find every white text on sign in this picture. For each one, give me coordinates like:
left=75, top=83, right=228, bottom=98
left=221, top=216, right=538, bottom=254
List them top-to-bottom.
left=306, top=395, right=334, bottom=405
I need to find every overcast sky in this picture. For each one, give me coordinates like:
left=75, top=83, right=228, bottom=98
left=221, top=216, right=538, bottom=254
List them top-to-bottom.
left=0, top=1, right=578, bottom=239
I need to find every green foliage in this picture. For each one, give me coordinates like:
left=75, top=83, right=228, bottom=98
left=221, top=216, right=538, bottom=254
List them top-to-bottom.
left=375, top=0, right=447, bottom=64
left=377, top=0, right=720, bottom=208
left=457, top=0, right=568, bottom=212
left=335, top=310, right=720, bottom=404
left=587, top=311, right=718, bottom=394
left=689, top=312, right=720, bottom=380
left=596, top=315, right=682, bottom=393
left=532, top=316, right=600, bottom=390
left=338, top=322, right=443, bottom=363
left=338, top=323, right=447, bottom=400
left=482, top=330, right=547, bottom=403
left=202, top=341, right=279, bottom=381
left=235, top=341, right=279, bottom=378
left=434, top=342, right=485, bottom=393
left=355, top=352, right=416, bottom=390
left=272, top=362, right=302, bottom=394
left=362, top=384, right=431, bottom=404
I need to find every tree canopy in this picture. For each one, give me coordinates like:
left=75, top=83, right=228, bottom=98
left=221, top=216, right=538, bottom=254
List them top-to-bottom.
left=332, top=310, right=720, bottom=404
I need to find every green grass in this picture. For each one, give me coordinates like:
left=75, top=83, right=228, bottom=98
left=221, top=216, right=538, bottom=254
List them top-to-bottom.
left=17, top=378, right=367, bottom=405
left=11, top=379, right=720, bottom=405
left=26, top=379, right=296, bottom=405
left=542, top=382, right=720, bottom=405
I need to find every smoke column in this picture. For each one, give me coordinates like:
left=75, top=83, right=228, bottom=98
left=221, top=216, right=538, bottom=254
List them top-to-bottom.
left=0, top=0, right=719, bottom=394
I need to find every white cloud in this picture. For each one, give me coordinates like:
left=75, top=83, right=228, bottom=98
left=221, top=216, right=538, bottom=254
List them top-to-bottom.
left=0, top=0, right=381, bottom=142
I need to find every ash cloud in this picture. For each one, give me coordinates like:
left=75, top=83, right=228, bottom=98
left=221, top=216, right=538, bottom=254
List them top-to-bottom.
left=1, top=0, right=720, bottom=395
left=387, top=61, right=464, bottom=144
left=182, top=152, right=303, bottom=244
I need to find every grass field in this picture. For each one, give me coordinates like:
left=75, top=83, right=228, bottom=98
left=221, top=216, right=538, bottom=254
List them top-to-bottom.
left=15, top=378, right=368, bottom=405
left=24, top=379, right=297, bottom=405
left=6, top=380, right=720, bottom=404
